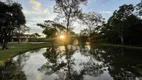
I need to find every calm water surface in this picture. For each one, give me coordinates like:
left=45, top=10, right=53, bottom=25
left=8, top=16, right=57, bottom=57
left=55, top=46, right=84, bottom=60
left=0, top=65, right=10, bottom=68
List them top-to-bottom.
left=1, top=45, right=142, bottom=80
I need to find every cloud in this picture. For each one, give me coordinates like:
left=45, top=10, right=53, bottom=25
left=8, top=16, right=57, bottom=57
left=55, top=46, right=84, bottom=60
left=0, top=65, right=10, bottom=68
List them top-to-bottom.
left=29, top=0, right=41, bottom=10
left=23, top=8, right=57, bottom=34
left=43, top=9, right=48, bottom=13
left=23, top=10, right=43, bottom=14
left=100, top=11, right=112, bottom=14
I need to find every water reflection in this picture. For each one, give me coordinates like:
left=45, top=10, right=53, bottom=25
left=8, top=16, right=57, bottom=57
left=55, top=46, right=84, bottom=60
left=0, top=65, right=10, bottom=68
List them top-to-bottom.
left=1, top=45, right=142, bottom=80
left=39, top=45, right=111, bottom=80
left=91, top=46, right=142, bottom=80
left=0, top=60, right=27, bottom=80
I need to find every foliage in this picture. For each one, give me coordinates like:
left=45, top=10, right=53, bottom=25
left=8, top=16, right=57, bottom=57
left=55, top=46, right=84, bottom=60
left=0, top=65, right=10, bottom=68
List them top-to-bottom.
left=54, top=0, right=87, bottom=32
left=83, top=0, right=142, bottom=46
left=135, top=0, right=142, bottom=17
left=0, top=1, right=26, bottom=49
left=99, top=3, right=142, bottom=46
left=107, top=4, right=134, bottom=44
left=81, top=12, right=103, bottom=36
left=37, top=20, right=67, bottom=38
left=13, top=25, right=30, bottom=43
left=80, top=28, right=90, bottom=36
left=31, top=33, right=41, bottom=38
left=0, top=60, right=27, bottom=80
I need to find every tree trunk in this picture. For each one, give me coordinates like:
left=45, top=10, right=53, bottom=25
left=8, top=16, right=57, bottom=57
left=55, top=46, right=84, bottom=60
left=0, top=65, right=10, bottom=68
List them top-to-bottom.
left=66, top=14, right=71, bottom=45
left=67, top=18, right=69, bottom=33
left=120, top=24, right=124, bottom=45
left=89, top=27, right=92, bottom=37
left=18, top=29, right=21, bottom=43
left=11, top=31, right=14, bottom=42
left=120, top=35, right=124, bottom=45
left=2, top=36, right=8, bottom=49
left=0, top=37, right=2, bottom=46
left=51, top=41, right=54, bottom=48
left=2, top=42, right=8, bottom=49
left=67, top=57, right=72, bottom=80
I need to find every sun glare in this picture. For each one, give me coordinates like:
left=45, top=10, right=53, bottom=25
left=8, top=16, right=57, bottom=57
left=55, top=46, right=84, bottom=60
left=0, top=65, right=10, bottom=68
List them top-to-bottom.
left=60, top=35, right=65, bottom=39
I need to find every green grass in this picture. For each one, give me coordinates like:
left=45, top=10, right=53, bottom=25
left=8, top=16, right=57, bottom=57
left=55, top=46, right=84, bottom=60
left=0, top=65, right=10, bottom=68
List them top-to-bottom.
left=0, top=43, right=49, bottom=61
left=99, top=43, right=142, bottom=49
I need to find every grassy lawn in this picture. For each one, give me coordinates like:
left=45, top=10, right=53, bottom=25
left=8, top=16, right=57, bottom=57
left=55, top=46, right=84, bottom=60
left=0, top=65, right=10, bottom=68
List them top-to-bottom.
left=0, top=43, right=49, bottom=61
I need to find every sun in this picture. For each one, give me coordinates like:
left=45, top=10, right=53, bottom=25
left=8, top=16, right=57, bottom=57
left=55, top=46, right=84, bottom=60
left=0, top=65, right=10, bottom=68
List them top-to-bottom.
left=60, top=35, right=65, bottom=39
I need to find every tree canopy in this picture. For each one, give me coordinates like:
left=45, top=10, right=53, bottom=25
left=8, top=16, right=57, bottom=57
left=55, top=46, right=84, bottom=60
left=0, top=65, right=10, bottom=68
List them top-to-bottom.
left=54, top=0, right=87, bottom=32
left=0, top=1, right=26, bottom=49
left=98, top=3, right=142, bottom=46
left=81, top=12, right=103, bottom=36
left=37, top=20, right=67, bottom=38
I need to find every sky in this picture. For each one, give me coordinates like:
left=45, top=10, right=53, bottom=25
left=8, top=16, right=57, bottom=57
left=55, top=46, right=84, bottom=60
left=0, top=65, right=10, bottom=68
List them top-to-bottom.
left=4, top=0, right=140, bottom=34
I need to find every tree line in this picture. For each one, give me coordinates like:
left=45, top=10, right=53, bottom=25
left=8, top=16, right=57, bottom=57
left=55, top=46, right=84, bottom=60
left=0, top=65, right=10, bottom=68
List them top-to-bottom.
left=1, top=0, right=142, bottom=49
left=37, top=0, right=142, bottom=47
left=80, top=1, right=142, bottom=46
left=100, top=2, right=142, bottom=46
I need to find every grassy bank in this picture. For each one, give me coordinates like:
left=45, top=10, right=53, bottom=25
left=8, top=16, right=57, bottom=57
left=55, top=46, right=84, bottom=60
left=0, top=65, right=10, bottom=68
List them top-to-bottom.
left=0, top=43, right=49, bottom=61
left=99, top=43, right=142, bottom=49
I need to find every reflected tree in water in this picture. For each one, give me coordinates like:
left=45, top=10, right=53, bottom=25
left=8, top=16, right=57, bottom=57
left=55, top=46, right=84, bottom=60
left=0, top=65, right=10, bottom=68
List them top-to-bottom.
left=39, top=45, right=105, bottom=80
left=39, top=46, right=73, bottom=79
left=40, top=46, right=67, bottom=74
left=91, top=46, right=142, bottom=80
left=0, top=51, right=30, bottom=80
left=0, top=60, right=27, bottom=80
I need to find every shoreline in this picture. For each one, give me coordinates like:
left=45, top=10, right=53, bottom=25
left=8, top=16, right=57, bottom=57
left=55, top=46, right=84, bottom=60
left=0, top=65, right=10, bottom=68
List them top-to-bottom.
left=0, top=43, right=49, bottom=61
left=98, top=43, right=142, bottom=49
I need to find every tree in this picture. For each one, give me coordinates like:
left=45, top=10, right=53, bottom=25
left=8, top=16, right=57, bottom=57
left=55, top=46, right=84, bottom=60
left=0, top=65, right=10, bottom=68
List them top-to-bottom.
left=53, top=0, right=87, bottom=33
left=53, top=0, right=88, bottom=55
left=135, top=0, right=142, bottom=17
left=0, top=1, right=26, bottom=49
left=0, top=1, right=10, bottom=49
left=12, top=2, right=26, bottom=43
left=99, top=3, right=142, bottom=46
left=103, top=4, right=134, bottom=45
left=81, top=12, right=103, bottom=36
left=125, top=16, right=142, bottom=46
left=37, top=20, right=67, bottom=46
left=37, top=20, right=67, bottom=38
left=13, top=25, right=30, bottom=43
left=80, top=28, right=90, bottom=36
left=31, top=33, right=41, bottom=38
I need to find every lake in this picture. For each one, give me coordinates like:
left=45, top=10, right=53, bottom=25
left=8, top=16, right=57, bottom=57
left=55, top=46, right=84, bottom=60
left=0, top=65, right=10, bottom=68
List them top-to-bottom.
left=1, top=45, right=142, bottom=80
